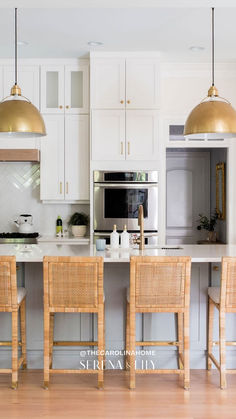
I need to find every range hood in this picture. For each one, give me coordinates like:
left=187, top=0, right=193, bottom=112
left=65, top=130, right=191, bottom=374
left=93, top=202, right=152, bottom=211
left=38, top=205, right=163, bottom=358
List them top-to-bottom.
left=0, top=149, right=40, bottom=162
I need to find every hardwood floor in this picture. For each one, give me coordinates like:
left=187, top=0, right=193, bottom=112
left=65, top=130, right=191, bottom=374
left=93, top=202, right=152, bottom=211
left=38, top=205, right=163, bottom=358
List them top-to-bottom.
left=0, top=370, right=236, bottom=418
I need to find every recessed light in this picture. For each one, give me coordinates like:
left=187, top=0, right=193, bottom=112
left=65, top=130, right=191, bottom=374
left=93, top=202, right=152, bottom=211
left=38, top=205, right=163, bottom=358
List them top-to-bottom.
left=17, top=41, right=29, bottom=46
left=88, top=41, right=103, bottom=47
left=189, top=46, right=205, bottom=52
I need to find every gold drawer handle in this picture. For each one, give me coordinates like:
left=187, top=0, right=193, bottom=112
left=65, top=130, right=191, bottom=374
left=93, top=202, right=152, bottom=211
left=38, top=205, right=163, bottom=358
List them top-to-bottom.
left=120, top=100, right=124, bottom=104
left=127, top=100, right=130, bottom=104
left=59, top=105, right=63, bottom=109
left=66, top=105, right=70, bottom=109
left=121, top=142, right=124, bottom=155
left=128, top=142, right=130, bottom=155
left=60, top=182, right=62, bottom=194
left=66, top=182, right=69, bottom=194
left=213, top=266, right=219, bottom=271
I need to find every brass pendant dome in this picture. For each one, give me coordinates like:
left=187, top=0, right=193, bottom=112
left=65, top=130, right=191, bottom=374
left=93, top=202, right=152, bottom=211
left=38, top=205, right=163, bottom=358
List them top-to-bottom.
left=0, top=8, right=46, bottom=138
left=184, top=8, right=236, bottom=140
left=184, top=88, right=236, bottom=140
left=0, top=94, right=46, bottom=137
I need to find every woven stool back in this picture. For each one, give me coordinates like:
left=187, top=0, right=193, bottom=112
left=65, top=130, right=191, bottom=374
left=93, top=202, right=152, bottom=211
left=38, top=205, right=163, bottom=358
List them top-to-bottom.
left=0, top=256, right=17, bottom=309
left=44, top=256, right=103, bottom=310
left=130, top=256, right=191, bottom=309
left=221, top=257, right=236, bottom=309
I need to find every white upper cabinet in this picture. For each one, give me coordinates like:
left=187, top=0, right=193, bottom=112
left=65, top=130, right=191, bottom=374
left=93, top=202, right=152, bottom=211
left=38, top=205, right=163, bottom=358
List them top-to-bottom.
left=90, top=55, right=160, bottom=110
left=91, top=58, right=125, bottom=109
left=126, top=59, right=159, bottom=109
left=41, top=62, right=89, bottom=114
left=64, top=64, right=89, bottom=114
left=3, top=65, right=40, bottom=108
left=41, top=65, right=64, bottom=114
left=92, top=109, right=158, bottom=161
left=91, top=110, right=125, bottom=161
left=126, top=110, right=158, bottom=160
left=40, top=115, right=65, bottom=201
left=65, top=115, right=89, bottom=201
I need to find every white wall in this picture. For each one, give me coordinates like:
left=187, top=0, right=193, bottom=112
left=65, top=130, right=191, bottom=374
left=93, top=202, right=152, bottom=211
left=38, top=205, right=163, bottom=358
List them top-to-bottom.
left=0, top=162, right=89, bottom=235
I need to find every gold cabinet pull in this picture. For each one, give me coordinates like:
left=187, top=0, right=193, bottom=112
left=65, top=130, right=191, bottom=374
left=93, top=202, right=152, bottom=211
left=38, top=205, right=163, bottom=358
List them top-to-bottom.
left=120, top=100, right=124, bottom=104
left=127, top=100, right=130, bottom=104
left=59, top=105, right=63, bottom=109
left=66, top=105, right=70, bottom=109
left=121, top=142, right=124, bottom=155
left=128, top=142, right=130, bottom=155
left=60, top=182, right=62, bottom=194
left=66, top=182, right=69, bottom=194
left=213, top=265, right=219, bottom=271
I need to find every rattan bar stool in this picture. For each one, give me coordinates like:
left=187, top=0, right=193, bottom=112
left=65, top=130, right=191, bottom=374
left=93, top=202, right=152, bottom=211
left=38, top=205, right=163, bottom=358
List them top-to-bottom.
left=0, top=256, right=27, bottom=389
left=43, top=256, right=105, bottom=389
left=126, top=256, right=191, bottom=390
left=208, top=256, right=236, bottom=389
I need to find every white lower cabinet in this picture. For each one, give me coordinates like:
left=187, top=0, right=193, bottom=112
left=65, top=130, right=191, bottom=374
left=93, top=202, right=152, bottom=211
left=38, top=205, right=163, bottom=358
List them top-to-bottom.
left=91, top=109, right=158, bottom=161
left=91, top=110, right=125, bottom=161
left=40, top=114, right=89, bottom=202
left=40, top=115, right=65, bottom=200
left=65, top=115, right=89, bottom=201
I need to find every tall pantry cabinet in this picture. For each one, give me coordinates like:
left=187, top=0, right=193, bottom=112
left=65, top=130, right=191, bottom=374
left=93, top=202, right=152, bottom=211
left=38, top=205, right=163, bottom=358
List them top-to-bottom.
left=40, top=61, right=90, bottom=202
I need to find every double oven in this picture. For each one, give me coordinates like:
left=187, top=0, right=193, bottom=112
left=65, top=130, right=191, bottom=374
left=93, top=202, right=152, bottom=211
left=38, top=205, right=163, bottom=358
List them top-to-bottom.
left=93, top=171, right=158, bottom=245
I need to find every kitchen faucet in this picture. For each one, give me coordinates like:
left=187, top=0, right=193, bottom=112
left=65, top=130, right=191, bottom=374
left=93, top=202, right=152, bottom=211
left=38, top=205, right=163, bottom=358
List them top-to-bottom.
left=133, top=205, right=145, bottom=250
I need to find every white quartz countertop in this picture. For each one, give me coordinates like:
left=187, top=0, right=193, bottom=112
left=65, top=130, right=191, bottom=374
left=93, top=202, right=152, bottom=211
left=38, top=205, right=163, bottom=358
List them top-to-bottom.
left=0, top=243, right=235, bottom=263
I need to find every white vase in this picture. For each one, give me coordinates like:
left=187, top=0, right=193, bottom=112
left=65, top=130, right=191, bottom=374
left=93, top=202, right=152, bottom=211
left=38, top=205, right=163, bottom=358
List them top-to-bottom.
left=71, top=225, right=87, bottom=237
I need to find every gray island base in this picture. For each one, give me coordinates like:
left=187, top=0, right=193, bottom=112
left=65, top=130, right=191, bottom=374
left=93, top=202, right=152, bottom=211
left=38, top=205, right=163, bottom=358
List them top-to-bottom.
left=0, top=244, right=235, bottom=370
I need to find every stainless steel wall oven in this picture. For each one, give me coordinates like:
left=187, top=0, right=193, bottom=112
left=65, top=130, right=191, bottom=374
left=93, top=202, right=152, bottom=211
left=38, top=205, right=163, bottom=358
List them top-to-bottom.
left=93, top=171, right=158, bottom=244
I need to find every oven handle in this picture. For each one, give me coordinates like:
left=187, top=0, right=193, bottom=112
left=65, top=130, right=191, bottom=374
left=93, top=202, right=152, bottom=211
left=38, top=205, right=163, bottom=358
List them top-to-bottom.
left=94, top=183, right=158, bottom=189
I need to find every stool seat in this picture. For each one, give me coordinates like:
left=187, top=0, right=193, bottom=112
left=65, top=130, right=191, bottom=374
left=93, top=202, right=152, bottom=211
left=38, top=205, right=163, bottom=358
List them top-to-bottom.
left=17, top=287, right=27, bottom=304
left=208, top=287, right=220, bottom=304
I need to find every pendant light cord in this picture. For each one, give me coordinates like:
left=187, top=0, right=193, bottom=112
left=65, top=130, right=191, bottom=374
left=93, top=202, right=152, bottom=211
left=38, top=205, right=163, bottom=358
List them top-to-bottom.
left=212, top=7, right=215, bottom=87
left=15, top=8, right=17, bottom=86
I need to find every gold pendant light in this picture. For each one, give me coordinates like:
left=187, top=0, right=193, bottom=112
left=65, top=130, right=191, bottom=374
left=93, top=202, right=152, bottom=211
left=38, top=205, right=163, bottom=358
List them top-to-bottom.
left=0, top=8, right=46, bottom=137
left=184, top=8, right=236, bottom=140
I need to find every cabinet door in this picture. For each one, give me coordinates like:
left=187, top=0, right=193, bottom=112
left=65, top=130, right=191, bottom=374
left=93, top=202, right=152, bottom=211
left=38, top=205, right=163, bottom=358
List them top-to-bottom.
left=91, top=58, right=125, bottom=109
left=126, top=59, right=159, bottom=109
left=65, top=64, right=89, bottom=114
left=3, top=65, right=40, bottom=108
left=40, top=65, right=64, bottom=114
left=91, top=110, right=125, bottom=161
left=126, top=110, right=158, bottom=160
left=40, top=115, right=65, bottom=200
left=65, top=115, right=89, bottom=201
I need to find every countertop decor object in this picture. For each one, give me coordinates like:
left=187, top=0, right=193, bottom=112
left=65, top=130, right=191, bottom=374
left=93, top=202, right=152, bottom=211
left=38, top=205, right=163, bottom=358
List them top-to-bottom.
left=0, top=8, right=46, bottom=137
left=184, top=8, right=236, bottom=140
left=197, top=211, right=218, bottom=242
left=68, top=212, right=89, bottom=237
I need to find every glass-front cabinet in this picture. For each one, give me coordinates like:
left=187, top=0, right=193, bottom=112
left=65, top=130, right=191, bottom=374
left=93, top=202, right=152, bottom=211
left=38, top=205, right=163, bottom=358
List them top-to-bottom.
left=40, top=62, right=89, bottom=114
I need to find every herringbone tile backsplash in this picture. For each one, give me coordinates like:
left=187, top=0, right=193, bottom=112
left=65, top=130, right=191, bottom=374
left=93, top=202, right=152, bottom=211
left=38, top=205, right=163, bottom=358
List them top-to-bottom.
left=0, top=163, right=88, bottom=235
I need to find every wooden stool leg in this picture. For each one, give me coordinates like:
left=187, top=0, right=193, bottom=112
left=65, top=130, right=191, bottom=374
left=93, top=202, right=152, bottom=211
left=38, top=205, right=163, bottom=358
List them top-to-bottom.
left=208, top=297, right=214, bottom=370
left=20, top=298, right=27, bottom=369
left=126, top=302, right=130, bottom=370
left=97, top=304, right=104, bottom=389
left=103, top=305, right=105, bottom=369
left=129, top=305, right=136, bottom=389
left=219, top=309, right=226, bottom=389
left=11, top=310, right=18, bottom=389
left=44, top=310, right=50, bottom=389
left=183, top=310, right=190, bottom=390
left=178, top=312, right=183, bottom=369
left=49, top=314, right=54, bottom=369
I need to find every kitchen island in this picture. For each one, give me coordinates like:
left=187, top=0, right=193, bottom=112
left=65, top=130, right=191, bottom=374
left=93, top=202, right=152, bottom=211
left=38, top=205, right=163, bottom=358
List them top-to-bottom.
left=0, top=243, right=236, bottom=370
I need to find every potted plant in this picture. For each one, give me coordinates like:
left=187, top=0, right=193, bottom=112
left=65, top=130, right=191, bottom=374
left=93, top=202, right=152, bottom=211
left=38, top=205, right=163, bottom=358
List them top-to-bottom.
left=197, top=211, right=218, bottom=242
left=68, top=212, right=89, bottom=237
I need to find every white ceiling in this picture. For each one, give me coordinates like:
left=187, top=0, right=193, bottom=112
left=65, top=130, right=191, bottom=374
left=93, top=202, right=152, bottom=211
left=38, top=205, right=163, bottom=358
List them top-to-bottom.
left=0, top=3, right=236, bottom=61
